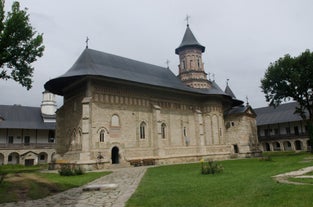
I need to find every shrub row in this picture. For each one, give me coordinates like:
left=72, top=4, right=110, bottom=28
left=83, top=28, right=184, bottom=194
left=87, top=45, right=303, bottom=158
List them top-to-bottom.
left=58, top=164, right=84, bottom=176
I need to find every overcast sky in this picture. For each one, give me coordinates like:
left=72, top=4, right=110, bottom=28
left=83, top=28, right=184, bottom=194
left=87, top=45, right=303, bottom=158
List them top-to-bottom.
left=1, top=0, right=313, bottom=108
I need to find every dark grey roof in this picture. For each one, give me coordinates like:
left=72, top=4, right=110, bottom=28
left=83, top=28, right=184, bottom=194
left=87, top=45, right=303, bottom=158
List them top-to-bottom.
left=175, top=25, right=205, bottom=54
left=44, top=48, right=232, bottom=101
left=225, top=85, right=236, bottom=99
left=254, top=102, right=307, bottom=126
left=0, top=105, right=55, bottom=129
left=225, top=105, right=256, bottom=117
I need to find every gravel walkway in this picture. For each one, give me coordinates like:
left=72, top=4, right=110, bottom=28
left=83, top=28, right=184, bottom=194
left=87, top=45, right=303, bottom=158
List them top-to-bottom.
left=2, top=166, right=147, bottom=207
left=273, top=166, right=313, bottom=185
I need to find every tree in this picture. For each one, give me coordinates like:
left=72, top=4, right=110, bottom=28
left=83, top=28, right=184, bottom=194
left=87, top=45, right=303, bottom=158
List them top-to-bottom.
left=0, top=0, right=44, bottom=90
left=261, top=49, right=313, bottom=152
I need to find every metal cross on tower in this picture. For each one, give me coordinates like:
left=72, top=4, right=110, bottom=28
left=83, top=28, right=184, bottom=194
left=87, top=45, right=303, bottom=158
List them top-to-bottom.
left=185, top=15, right=190, bottom=26
left=85, top=36, right=89, bottom=49
left=166, top=59, right=170, bottom=68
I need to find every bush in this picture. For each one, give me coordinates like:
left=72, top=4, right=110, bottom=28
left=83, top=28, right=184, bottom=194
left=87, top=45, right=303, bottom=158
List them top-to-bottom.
left=200, top=159, right=223, bottom=175
left=58, top=164, right=84, bottom=176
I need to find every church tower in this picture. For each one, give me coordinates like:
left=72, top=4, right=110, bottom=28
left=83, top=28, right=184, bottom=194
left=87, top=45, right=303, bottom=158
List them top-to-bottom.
left=175, top=24, right=211, bottom=89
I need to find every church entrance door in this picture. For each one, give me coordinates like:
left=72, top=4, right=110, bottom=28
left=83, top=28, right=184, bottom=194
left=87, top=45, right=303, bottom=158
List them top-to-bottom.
left=111, top=146, right=119, bottom=164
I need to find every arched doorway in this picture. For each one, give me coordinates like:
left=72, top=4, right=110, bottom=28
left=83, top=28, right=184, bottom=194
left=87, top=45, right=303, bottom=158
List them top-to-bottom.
left=295, top=140, right=303, bottom=150
left=283, top=141, right=292, bottom=151
left=273, top=142, right=281, bottom=151
left=111, top=146, right=119, bottom=164
left=8, top=152, right=20, bottom=164
left=38, top=152, right=48, bottom=164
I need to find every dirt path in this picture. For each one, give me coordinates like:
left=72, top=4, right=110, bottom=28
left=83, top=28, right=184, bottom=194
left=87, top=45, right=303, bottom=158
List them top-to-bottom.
left=273, top=166, right=313, bottom=185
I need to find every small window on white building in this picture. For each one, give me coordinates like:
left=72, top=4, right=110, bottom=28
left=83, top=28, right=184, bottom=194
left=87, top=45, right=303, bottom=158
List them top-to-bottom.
left=48, top=130, right=55, bottom=143
left=8, top=136, right=13, bottom=144
left=24, top=136, right=30, bottom=145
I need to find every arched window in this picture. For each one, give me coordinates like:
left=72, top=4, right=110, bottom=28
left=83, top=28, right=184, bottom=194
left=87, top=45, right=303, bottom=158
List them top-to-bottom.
left=111, top=114, right=120, bottom=127
left=140, top=122, right=146, bottom=139
left=161, top=123, right=166, bottom=139
left=183, top=127, right=187, bottom=137
left=100, top=130, right=105, bottom=142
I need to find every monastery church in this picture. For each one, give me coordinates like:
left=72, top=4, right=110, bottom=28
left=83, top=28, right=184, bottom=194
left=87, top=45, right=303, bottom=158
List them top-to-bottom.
left=45, top=24, right=261, bottom=169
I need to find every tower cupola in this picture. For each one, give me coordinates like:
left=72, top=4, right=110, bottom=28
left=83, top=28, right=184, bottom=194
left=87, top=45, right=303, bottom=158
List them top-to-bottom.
left=176, top=24, right=211, bottom=89
left=41, top=90, right=56, bottom=123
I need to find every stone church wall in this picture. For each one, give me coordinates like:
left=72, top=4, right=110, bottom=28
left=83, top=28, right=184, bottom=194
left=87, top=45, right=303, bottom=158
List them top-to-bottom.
left=53, top=80, right=259, bottom=168
left=224, top=113, right=260, bottom=157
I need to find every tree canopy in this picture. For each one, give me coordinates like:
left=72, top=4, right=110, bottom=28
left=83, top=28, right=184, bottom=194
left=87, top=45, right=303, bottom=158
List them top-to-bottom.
left=0, top=0, right=44, bottom=90
left=261, top=49, right=313, bottom=120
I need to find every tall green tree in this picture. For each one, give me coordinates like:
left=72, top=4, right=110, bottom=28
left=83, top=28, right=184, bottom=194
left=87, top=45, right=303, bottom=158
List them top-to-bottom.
left=0, top=0, right=44, bottom=90
left=261, top=49, right=313, bottom=152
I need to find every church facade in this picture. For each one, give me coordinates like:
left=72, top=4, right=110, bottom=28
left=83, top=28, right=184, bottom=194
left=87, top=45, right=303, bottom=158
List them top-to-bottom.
left=45, top=25, right=261, bottom=169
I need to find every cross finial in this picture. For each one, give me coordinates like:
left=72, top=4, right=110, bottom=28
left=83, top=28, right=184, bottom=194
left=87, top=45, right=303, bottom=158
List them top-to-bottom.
left=185, top=15, right=190, bottom=26
left=85, top=36, right=89, bottom=49
left=166, top=59, right=170, bottom=69
left=208, top=72, right=211, bottom=81
left=212, top=73, right=215, bottom=81
left=226, top=79, right=229, bottom=86
left=246, top=96, right=249, bottom=106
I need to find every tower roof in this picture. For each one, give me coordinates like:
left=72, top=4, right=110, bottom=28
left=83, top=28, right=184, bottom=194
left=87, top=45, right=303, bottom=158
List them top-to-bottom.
left=175, top=25, right=205, bottom=54
left=225, top=84, right=236, bottom=99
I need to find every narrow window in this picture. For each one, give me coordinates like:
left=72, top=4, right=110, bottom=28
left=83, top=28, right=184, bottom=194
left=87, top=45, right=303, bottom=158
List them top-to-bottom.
left=183, top=60, right=186, bottom=70
left=111, top=115, right=120, bottom=127
left=140, top=122, right=146, bottom=139
left=161, top=123, right=166, bottom=139
left=294, top=126, right=299, bottom=135
left=183, top=127, right=187, bottom=137
left=286, top=127, right=290, bottom=135
left=274, top=128, right=279, bottom=135
left=48, top=130, right=55, bottom=143
left=100, top=130, right=105, bottom=142
left=8, top=136, right=13, bottom=144
left=24, top=136, right=30, bottom=145
left=234, top=144, right=239, bottom=153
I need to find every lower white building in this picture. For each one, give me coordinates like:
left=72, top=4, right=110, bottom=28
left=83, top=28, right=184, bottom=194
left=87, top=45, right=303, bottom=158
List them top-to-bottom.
left=0, top=91, right=56, bottom=165
left=255, top=102, right=311, bottom=152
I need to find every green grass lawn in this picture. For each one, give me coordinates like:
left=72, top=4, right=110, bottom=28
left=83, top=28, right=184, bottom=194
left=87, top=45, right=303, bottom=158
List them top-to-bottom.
left=127, top=152, right=313, bottom=207
left=0, top=165, right=110, bottom=204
